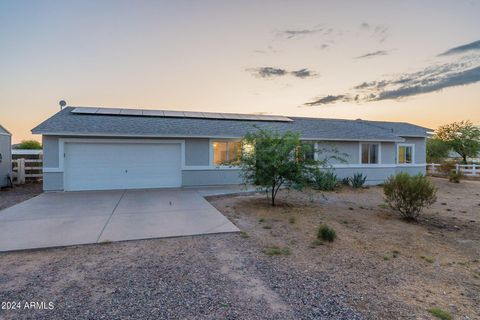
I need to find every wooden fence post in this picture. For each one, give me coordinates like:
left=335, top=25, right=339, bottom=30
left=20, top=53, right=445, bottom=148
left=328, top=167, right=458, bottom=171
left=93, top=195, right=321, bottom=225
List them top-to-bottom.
left=17, top=158, right=26, bottom=184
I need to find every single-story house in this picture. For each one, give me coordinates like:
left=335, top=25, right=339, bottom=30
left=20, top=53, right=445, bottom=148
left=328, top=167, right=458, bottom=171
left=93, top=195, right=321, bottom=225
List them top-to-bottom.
left=32, top=106, right=430, bottom=192
left=0, top=124, right=12, bottom=188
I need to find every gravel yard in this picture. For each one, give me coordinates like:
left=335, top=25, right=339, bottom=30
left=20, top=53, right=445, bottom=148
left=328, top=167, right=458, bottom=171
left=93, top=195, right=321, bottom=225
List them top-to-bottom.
left=0, top=178, right=478, bottom=319
left=0, top=183, right=42, bottom=211
left=0, top=234, right=360, bottom=320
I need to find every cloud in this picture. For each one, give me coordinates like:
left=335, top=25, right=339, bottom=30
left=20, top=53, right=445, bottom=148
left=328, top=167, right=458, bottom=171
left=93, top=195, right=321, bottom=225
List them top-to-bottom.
left=359, top=23, right=389, bottom=43
left=279, top=26, right=325, bottom=39
left=439, top=40, right=480, bottom=56
left=354, top=50, right=390, bottom=59
left=305, top=52, right=480, bottom=105
left=373, top=65, right=480, bottom=100
left=249, top=67, right=317, bottom=79
left=250, top=67, right=288, bottom=78
left=291, top=69, right=317, bottom=78
left=305, top=95, right=350, bottom=106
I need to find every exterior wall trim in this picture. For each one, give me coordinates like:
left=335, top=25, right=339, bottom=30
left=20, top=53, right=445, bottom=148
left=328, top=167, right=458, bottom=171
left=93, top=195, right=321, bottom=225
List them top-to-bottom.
left=35, top=132, right=405, bottom=142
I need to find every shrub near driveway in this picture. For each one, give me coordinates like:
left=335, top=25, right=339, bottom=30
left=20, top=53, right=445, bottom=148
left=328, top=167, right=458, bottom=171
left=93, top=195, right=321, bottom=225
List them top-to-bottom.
left=383, top=173, right=437, bottom=221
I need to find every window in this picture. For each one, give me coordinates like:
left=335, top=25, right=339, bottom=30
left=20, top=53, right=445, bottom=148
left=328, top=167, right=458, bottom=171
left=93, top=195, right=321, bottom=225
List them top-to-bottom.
left=212, top=141, right=241, bottom=165
left=301, top=141, right=315, bottom=161
left=361, top=143, right=379, bottom=164
left=398, top=144, right=414, bottom=164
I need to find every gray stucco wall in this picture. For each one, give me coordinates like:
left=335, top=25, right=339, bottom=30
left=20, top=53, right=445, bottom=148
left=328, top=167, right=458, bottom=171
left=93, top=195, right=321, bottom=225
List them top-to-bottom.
left=0, top=134, right=12, bottom=187
left=41, top=135, right=427, bottom=191
left=42, top=135, right=60, bottom=168
left=185, top=138, right=210, bottom=166
left=182, top=169, right=242, bottom=186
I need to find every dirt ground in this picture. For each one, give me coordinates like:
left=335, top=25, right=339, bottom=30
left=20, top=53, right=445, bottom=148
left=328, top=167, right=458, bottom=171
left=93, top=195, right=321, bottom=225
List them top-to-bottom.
left=208, top=177, right=480, bottom=319
left=0, top=178, right=478, bottom=319
left=0, top=183, right=42, bottom=211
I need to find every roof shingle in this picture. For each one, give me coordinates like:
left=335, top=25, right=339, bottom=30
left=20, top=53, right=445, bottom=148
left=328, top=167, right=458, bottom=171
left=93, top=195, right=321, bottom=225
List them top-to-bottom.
left=31, top=107, right=429, bottom=141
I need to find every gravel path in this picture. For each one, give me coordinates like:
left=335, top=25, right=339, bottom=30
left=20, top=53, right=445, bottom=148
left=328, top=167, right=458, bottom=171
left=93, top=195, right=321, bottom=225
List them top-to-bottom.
left=0, top=234, right=362, bottom=320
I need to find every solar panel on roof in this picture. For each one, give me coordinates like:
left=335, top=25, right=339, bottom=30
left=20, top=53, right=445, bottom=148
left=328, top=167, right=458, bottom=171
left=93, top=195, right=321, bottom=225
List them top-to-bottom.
left=71, top=107, right=292, bottom=122
left=73, top=107, right=99, bottom=114
left=96, top=108, right=122, bottom=115
left=120, top=109, right=143, bottom=115
left=142, top=110, right=165, bottom=117
left=163, top=110, right=185, bottom=117
left=183, top=111, right=205, bottom=118
left=202, top=112, right=224, bottom=119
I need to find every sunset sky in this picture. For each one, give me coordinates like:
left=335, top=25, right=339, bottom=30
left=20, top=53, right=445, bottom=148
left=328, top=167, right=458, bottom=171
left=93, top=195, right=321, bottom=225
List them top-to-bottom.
left=1, top=0, right=479, bottom=143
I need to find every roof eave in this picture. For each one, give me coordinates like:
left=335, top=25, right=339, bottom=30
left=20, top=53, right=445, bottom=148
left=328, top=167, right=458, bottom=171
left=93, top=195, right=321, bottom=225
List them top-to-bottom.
left=32, top=131, right=405, bottom=142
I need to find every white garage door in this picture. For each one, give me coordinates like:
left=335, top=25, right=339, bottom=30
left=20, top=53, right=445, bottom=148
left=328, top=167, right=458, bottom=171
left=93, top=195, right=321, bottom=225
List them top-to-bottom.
left=64, top=142, right=182, bottom=191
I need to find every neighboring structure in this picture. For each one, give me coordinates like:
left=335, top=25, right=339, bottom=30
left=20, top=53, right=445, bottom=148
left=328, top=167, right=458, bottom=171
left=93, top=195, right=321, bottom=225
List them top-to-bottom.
left=32, top=106, right=430, bottom=191
left=0, top=124, right=12, bottom=188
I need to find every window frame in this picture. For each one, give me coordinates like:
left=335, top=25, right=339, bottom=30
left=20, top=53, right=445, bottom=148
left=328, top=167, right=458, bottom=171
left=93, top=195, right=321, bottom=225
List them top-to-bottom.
left=210, top=139, right=242, bottom=166
left=300, top=140, right=317, bottom=162
left=359, top=142, right=381, bottom=165
left=397, top=143, right=415, bottom=165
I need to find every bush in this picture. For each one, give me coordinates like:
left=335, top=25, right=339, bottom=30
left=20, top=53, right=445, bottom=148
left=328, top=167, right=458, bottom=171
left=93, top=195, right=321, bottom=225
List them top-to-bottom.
left=438, top=160, right=456, bottom=176
left=309, top=169, right=338, bottom=191
left=448, top=171, right=463, bottom=183
left=351, top=173, right=367, bottom=188
left=383, top=173, right=437, bottom=220
left=341, top=177, right=350, bottom=186
left=317, top=224, right=336, bottom=242
left=262, top=246, right=291, bottom=256
left=427, top=307, right=452, bottom=320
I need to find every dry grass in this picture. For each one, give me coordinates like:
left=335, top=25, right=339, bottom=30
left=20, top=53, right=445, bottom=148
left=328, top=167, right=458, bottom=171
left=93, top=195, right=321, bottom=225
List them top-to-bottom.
left=208, top=177, right=480, bottom=319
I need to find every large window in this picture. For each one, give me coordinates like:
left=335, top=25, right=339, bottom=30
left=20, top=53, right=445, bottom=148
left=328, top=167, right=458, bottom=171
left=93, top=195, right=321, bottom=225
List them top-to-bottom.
left=212, top=140, right=241, bottom=165
left=361, top=143, right=379, bottom=164
left=398, top=144, right=414, bottom=164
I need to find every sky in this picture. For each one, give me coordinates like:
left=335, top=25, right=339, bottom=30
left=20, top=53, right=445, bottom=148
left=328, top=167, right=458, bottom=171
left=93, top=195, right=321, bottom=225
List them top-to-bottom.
left=1, top=0, right=480, bottom=143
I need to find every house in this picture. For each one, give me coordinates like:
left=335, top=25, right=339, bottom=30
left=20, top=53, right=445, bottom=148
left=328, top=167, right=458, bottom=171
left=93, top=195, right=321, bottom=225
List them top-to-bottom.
left=32, top=106, right=429, bottom=192
left=0, top=124, right=12, bottom=188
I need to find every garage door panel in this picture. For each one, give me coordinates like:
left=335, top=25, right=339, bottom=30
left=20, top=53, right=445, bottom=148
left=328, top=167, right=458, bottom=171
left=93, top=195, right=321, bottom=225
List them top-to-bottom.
left=64, top=142, right=182, bottom=191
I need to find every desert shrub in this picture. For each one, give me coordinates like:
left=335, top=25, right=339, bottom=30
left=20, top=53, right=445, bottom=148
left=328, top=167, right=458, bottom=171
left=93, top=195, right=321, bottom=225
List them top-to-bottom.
left=438, top=161, right=456, bottom=176
left=309, top=169, right=338, bottom=191
left=448, top=171, right=463, bottom=183
left=351, top=173, right=367, bottom=188
left=383, top=173, right=437, bottom=220
left=341, top=177, right=350, bottom=186
left=317, top=224, right=336, bottom=242
left=262, top=246, right=291, bottom=256
left=427, top=307, right=452, bottom=320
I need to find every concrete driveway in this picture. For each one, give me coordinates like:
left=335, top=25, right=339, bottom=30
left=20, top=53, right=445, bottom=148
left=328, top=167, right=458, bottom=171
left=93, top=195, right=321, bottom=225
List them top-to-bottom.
left=0, top=189, right=239, bottom=252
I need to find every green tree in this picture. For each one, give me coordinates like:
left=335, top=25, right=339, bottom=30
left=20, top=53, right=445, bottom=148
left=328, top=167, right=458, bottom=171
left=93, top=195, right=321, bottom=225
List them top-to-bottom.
left=436, top=121, right=480, bottom=164
left=239, top=129, right=317, bottom=206
left=426, top=137, right=450, bottom=163
left=16, top=140, right=42, bottom=150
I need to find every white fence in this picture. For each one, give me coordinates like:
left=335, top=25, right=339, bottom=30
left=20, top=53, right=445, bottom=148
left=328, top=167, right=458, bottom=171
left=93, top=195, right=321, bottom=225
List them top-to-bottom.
left=12, top=158, right=43, bottom=184
left=427, top=163, right=480, bottom=177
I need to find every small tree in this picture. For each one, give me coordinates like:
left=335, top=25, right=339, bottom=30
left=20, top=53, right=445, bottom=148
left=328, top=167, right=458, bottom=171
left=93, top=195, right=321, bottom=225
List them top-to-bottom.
left=436, top=121, right=480, bottom=164
left=239, top=129, right=315, bottom=206
left=426, top=137, right=450, bottom=163
left=15, top=140, right=42, bottom=150
left=383, top=173, right=437, bottom=221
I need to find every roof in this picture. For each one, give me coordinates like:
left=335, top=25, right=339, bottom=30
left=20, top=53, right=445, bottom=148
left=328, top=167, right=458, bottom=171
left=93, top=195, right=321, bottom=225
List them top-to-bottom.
left=31, top=106, right=430, bottom=141
left=0, top=124, right=11, bottom=135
